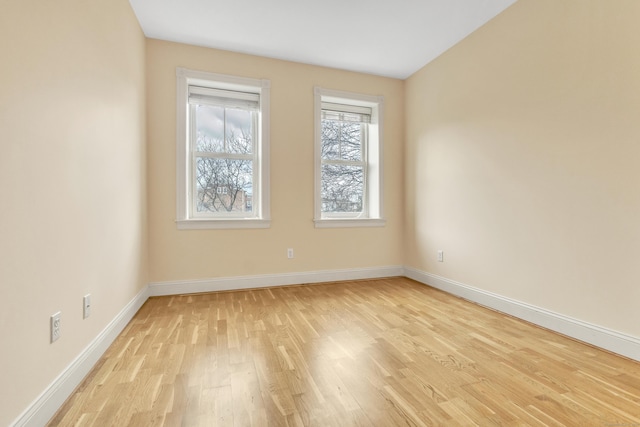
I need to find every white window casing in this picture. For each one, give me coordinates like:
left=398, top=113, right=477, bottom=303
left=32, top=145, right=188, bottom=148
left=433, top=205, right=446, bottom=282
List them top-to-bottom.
left=176, top=67, right=271, bottom=230
left=314, top=87, right=385, bottom=228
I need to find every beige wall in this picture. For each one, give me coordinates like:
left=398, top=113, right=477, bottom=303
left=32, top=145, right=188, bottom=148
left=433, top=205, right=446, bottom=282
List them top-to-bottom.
left=405, top=0, right=640, bottom=337
left=0, top=1, right=147, bottom=425
left=146, top=40, right=405, bottom=282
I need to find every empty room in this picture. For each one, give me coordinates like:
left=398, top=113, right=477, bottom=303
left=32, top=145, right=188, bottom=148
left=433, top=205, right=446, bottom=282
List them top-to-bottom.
left=1, top=0, right=639, bottom=425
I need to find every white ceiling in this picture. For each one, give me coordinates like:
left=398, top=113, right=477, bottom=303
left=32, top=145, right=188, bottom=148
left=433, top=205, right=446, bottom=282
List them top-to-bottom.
left=129, top=0, right=517, bottom=79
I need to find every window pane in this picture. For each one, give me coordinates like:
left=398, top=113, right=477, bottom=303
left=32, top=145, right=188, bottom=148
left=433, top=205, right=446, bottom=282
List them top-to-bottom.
left=195, top=105, right=225, bottom=152
left=195, top=105, right=254, bottom=154
left=225, top=108, right=254, bottom=154
left=321, top=120, right=362, bottom=161
left=321, top=120, right=340, bottom=160
left=340, top=122, right=362, bottom=161
left=195, top=157, right=253, bottom=213
left=321, top=164, right=363, bottom=213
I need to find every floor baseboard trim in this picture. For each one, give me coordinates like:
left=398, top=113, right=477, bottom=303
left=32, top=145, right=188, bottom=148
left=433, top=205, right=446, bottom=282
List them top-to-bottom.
left=16, top=265, right=639, bottom=426
left=149, top=265, right=405, bottom=296
left=404, top=267, right=640, bottom=362
left=11, top=285, right=150, bottom=427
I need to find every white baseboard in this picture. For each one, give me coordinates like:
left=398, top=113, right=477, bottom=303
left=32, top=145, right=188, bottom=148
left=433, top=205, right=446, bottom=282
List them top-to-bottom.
left=15, top=265, right=639, bottom=426
left=148, top=265, right=404, bottom=296
left=404, top=267, right=640, bottom=362
left=11, top=285, right=150, bottom=427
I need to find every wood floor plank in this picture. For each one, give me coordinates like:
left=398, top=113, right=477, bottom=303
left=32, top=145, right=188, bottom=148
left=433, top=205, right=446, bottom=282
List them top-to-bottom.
left=48, top=278, right=640, bottom=426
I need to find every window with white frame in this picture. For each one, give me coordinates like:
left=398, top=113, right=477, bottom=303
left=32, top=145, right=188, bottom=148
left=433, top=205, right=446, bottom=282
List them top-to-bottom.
left=176, top=68, right=270, bottom=229
left=314, top=87, right=385, bottom=228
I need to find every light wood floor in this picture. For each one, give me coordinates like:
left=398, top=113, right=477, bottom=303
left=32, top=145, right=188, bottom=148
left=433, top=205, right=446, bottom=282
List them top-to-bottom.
left=49, top=277, right=640, bottom=426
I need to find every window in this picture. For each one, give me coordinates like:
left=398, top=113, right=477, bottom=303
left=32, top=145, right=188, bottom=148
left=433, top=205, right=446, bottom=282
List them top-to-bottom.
left=176, top=68, right=270, bottom=229
left=314, top=87, right=385, bottom=228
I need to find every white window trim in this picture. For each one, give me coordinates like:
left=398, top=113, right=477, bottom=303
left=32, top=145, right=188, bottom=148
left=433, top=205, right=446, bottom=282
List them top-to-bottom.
left=176, top=67, right=270, bottom=230
left=314, top=87, right=385, bottom=228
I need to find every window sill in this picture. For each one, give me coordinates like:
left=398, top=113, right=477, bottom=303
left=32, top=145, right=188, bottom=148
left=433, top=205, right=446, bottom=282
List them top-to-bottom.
left=177, top=218, right=271, bottom=230
left=314, top=218, right=386, bottom=228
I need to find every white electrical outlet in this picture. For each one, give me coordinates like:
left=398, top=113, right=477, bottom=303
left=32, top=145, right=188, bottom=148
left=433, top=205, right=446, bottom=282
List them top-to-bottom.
left=287, top=248, right=294, bottom=259
left=437, top=250, right=444, bottom=262
left=83, top=294, right=91, bottom=319
left=51, top=312, right=61, bottom=343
